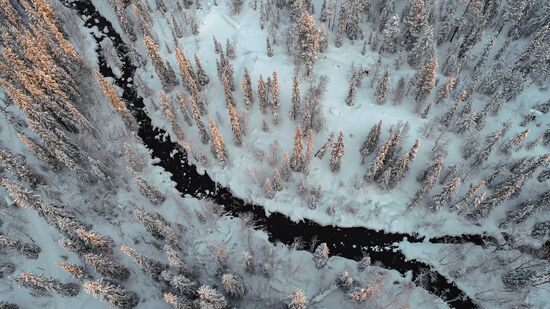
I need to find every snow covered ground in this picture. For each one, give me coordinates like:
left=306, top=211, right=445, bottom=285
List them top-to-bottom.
left=1, top=0, right=549, bottom=308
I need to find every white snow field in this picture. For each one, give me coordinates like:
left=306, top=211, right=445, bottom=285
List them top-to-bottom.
left=0, top=0, right=549, bottom=308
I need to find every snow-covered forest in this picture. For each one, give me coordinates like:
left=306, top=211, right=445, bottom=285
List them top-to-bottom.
left=0, top=0, right=549, bottom=308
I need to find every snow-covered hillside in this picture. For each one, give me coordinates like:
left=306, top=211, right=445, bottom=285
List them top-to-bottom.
left=0, top=0, right=549, bottom=308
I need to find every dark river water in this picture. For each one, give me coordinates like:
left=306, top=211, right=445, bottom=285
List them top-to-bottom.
left=60, top=1, right=496, bottom=307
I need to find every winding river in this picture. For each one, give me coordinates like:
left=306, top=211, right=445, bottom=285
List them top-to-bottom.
left=60, top=1, right=496, bottom=307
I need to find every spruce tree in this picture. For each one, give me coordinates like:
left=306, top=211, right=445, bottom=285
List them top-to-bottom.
left=403, top=0, right=428, bottom=51
left=296, top=12, right=320, bottom=77
left=382, top=15, right=401, bottom=54
left=408, top=25, right=435, bottom=68
left=266, top=37, right=273, bottom=57
left=194, top=54, right=209, bottom=88
left=413, top=57, right=437, bottom=102
left=241, top=68, right=253, bottom=110
left=375, top=69, right=389, bottom=104
left=271, top=70, right=280, bottom=125
left=345, top=71, right=360, bottom=106
left=290, top=72, right=301, bottom=120
left=257, top=75, right=268, bottom=113
left=228, top=103, right=242, bottom=146
left=208, top=118, right=228, bottom=166
left=360, top=120, right=383, bottom=163
left=290, top=126, right=305, bottom=172
left=330, top=131, right=345, bottom=172
left=315, top=132, right=334, bottom=159
left=409, top=155, right=443, bottom=207
left=468, top=175, right=526, bottom=220
left=430, top=178, right=461, bottom=212
left=313, top=243, right=329, bottom=268
left=121, top=245, right=165, bottom=280
left=83, top=253, right=130, bottom=281
left=13, top=272, right=79, bottom=297
left=221, top=273, right=246, bottom=299
left=84, top=279, right=138, bottom=309
left=198, top=285, right=227, bottom=309
left=286, top=288, right=307, bottom=309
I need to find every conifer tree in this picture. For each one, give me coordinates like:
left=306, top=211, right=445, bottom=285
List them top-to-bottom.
left=231, top=0, right=244, bottom=15
left=319, top=0, right=328, bottom=22
left=345, top=0, right=364, bottom=41
left=403, top=0, right=428, bottom=51
left=437, top=1, right=456, bottom=44
left=335, top=7, right=347, bottom=48
left=296, top=12, right=320, bottom=77
left=408, top=25, right=435, bottom=68
left=144, top=35, right=177, bottom=91
left=266, top=37, right=273, bottom=57
left=225, top=39, right=235, bottom=59
left=194, top=54, right=209, bottom=88
left=413, top=57, right=437, bottom=102
left=240, top=68, right=253, bottom=110
left=375, top=69, right=389, bottom=104
left=271, top=70, right=280, bottom=125
left=345, top=71, right=360, bottom=106
left=95, top=72, right=132, bottom=123
left=290, top=72, right=301, bottom=120
left=257, top=75, right=269, bottom=113
left=434, top=76, right=457, bottom=105
left=392, top=77, right=406, bottom=105
left=440, top=90, right=466, bottom=128
left=175, top=93, right=193, bottom=127
left=190, top=97, right=210, bottom=144
left=227, top=103, right=242, bottom=146
left=208, top=118, right=228, bottom=166
left=360, top=121, right=382, bottom=164
left=471, top=124, right=508, bottom=168
left=290, top=126, right=305, bottom=172
left=304, top=129, right=314, bottom=169
left=501, top=129, right=530, bottom=154
left=330, top=131, right=345, bottom=172
left=315, top=132, right=334, bottom=159
left=388, top=139, right=420, bottom=187
left=282, top=153, right=292, bottom=181
left=409, top=155, right=443, bottom=207
left=468, top=175, right=526, bottom=220
left=263, top=177, right=274, bottom=199
left=430, top=178, right=461, bottom=212
left=451, top=181, right=485, bottom=212
left=500, top=191, right=550, bottom=227
left=75, top=229, right=113, bottom=253
left=0, top=235, right=41, bottom=259
left=313, top=243, right=329, bottom=268
left=163, top=245, right=195, bottom=278
left=121, top=246, right=165, bottom=280
left=241, top=251, right=255, bottom=273
left=83, top=253, right=130, bottom=281
left=57, top=263, right=91, bottom=281
left=161, top=271, right=197, bottom=298
left=336, top=271, right=353, bottom=291
left=12, top=272, right=79, bottom=297
left=221, top=273, right=246, bottom=299
left=84, top=279, right=139, bottom=309
left=198, top=285, right=227, bottom=309
left=286, top=288, right=307, bottom=309
left=164, top=293, right=192, bottom=309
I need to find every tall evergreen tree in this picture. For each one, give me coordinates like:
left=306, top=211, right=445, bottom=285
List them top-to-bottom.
left=330, top=131, right=345, bottom=172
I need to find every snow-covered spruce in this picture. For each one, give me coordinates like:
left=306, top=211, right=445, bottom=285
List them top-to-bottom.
left=12, top=272, right=79, bottom=297
left=221, top=273, right=246, bottom=299
left=83, top=279, right=139, bottom=309
left=286, top=288, right=307, bottom=309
